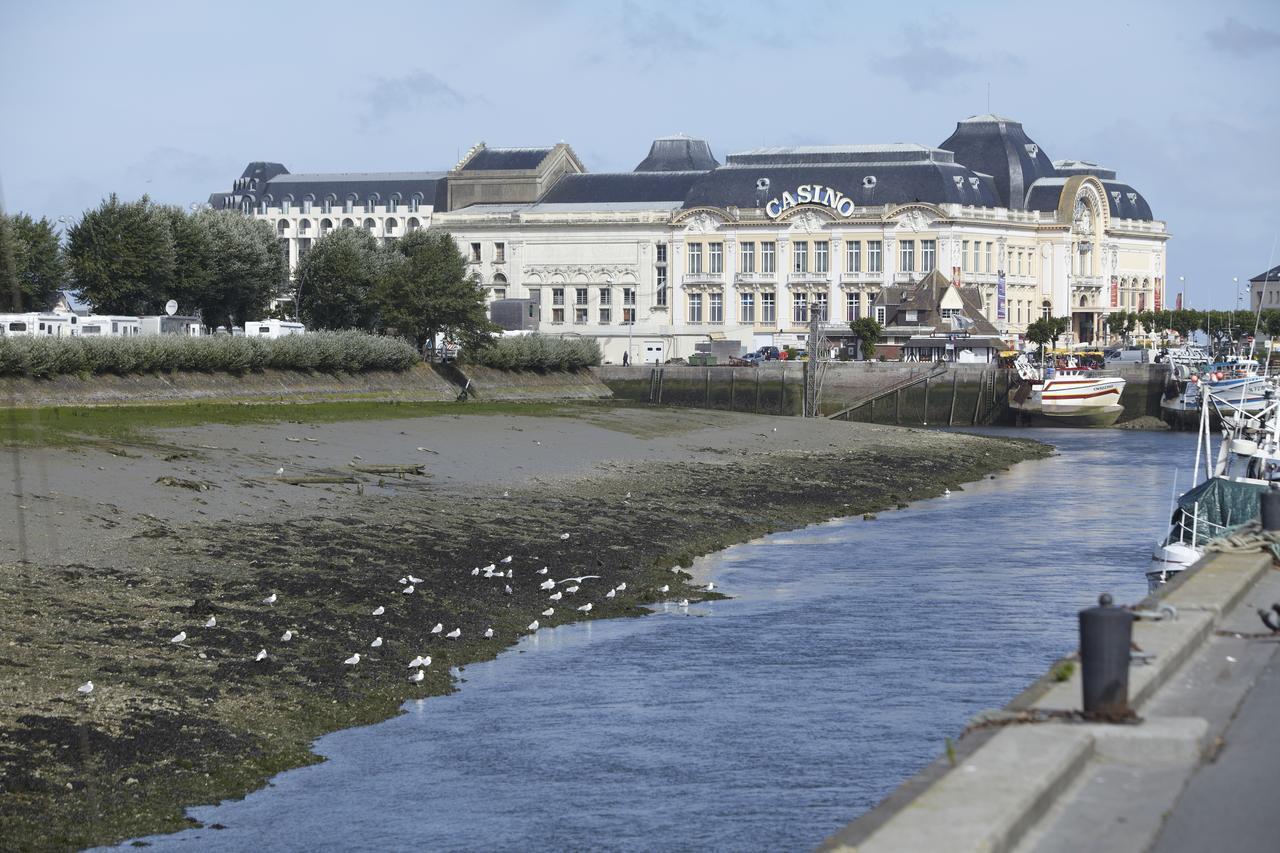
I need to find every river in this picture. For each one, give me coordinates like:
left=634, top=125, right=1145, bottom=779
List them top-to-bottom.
left=116, top=427, right=1195, bottom=852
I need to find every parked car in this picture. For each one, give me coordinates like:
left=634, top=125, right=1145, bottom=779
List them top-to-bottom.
left=757, top=346, right=780, bottom=360
left=734, top=352, right=762, bottom=366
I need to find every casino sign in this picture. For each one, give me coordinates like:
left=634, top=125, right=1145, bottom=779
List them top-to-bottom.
left=765, top=184, right=857, bottom=219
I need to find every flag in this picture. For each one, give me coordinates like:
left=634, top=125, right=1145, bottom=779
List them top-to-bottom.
left=997, top=271, right=1006, bottom=321
left=1110, top=276, right=1118, bottom=308
left=1154, top=278, right=1162, bottom=311
left=1175, top=292, right=1183, bottom=310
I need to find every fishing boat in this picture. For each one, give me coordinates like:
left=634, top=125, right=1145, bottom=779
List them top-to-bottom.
left=1008, top=354, right=1126, bottom=427
left=1148, top=383, right=1280, bottom=590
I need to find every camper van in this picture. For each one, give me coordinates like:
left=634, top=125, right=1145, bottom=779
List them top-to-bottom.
left=245, top=320, right=305, bottom=339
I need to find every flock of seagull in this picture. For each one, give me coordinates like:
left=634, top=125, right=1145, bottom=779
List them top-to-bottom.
left=75, top=529, right=705, bottom=697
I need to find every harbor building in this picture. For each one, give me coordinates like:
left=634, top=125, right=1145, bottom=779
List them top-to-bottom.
left=208, top=116, right=1168, bottom=362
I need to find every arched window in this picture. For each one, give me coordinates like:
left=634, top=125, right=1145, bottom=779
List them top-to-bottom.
left=410, top=192, right=424, bottom=213
left=389, top=193, right=401, bottom=213
left=323, top=194, right=336, bottom=214
left=344, top=194, right=357, bottom=214
left=366, top=194, right=380, bottom=213
left=281, top=195, right=293, bottom=213
left=302, top=195, right=315, bottom=214
left=385, top=217, right=398, bottom=234
left=407, top=217, right=421, bottom=232
left=320, top=218, right=333, bottom=234
left=342, top=218, right=355, bottom=228
left=364, top=218, right=376, bottom=234
left=277, top=219, right=290, bottom=235
left=298, top=219, right=311, bottom=234
left=492, top=273, right=508, bottom=285
left=1041, top=299, right=1052, bottom=321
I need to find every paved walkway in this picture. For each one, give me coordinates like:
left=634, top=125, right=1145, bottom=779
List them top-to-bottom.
left=1151, top=643, right=1280, bottom=853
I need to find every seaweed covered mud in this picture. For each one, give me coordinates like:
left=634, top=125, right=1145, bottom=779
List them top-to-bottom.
left=0, top=402, right=1047, bottom=850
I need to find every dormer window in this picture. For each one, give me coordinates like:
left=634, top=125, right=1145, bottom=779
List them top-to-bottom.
left=863, top=175, right=877, bottom=189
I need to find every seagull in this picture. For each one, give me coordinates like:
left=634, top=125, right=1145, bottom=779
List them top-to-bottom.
left=275, top=467, right=285, bottom=477
left=944, top=488, right=952, bottom=496
left=503, top=490, right=510, bottom=498
left=625, top=492, right=631, bottom=499
left=559, top=533, right=571, bottom=540
left=500, top=555, right=513, bottom=564
left=481, top=564, right=496, bottom=573
left=471, top=567, right=480, bottom=576
left=537, top=568, right=549, bottom=575
left=507, top=569, right=513, bottom=579
left=407, top=575, right=424, bottom=585
left=560, top=575, right=600, bottom=584
left=398, top=577, right=407, bottom=584
left=539, top=579, right=556, bottom=590
left=706, top=582, right=715, bottom=591
left=616, top=583, right=627, bottom=592
left=504, top=584, right=513, bottom=594
left=402, top=585, right=415, bottom=594
left=565, top=585, right=579, bottom=594
left=659, top=585, right=669, bottom=593
left=606, top=589, right=616, bottom=599
left=549, top=591, right=563, bottom=601
left=263, top=593, right=277, bottom=605
left=678, top=599, right=690, bottom=608
left=577, top=603, right=593, bottom=612
left=372, top=606, right=385, bottom=616
left=542, top=608, right=554, bottom=617
left=204, top=616, right=216, bottom=628
left=528, top=620, right=540, bottom=631
left=431, top=623, right=443, bottom=634
left=484, top=627, right=494, bottom=638
left=446, top=628, right=461, bottom=639
left=281, top=630, right=293, bottom=642
left=170, top=631, right=187, bottom=644
left=370, top=637, right=383, bottom=648
left=256, top=649, right=268, bottom=661
left=344, top=653, right=360, bottom=665
left=408, top=655, right=432, bottom=668
left=410, top=670, right=424, bottom=683
left=77, top=680, right=94, bottom=695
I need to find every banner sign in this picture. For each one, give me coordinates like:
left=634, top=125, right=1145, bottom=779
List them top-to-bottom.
left=952, top=265, right=961, bottom=288
left=997, top=271, right=1007, bottom=321
left=1110, top=276, right=1118, bottom=308
left=1154, top=278, right=1162, bottom=311
left=1139, top=292, right=1147, bottom=312
left=1176, top=292, right=1183, bottom=310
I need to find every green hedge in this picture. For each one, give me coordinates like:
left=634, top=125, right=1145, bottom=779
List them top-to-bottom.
left=0, top=331, right=420, bottom=378
left=469, top=334, right=601, bottom=371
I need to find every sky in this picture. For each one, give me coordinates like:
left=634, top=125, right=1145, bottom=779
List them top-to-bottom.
left=2, top=0, right=1278, bottom=308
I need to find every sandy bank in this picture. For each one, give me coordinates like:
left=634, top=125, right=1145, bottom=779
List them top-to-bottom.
left=0, top=404, right=1047, bottom=849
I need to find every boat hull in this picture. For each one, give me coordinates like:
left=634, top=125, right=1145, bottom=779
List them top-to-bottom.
left=1010, top=374, right=1127, bottom=427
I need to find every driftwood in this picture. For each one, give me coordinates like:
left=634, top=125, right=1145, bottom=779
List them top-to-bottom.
left=347, top=463, right=426, bottom=477
left=277, top=474, right=360, bottom=485
left=155, top=476, right=209, bottom=491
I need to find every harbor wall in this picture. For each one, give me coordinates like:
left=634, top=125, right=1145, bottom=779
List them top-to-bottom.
left=596, top=362, right=1169, bottom=426
left=0, top=363, right=612, bottom=408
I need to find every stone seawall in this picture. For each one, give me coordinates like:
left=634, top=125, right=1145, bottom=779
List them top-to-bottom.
left=595, top=362, right=1168, bottom=425
left=0, top=363, right=612, bottom=408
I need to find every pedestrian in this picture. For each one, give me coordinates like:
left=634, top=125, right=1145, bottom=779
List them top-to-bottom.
left=623, top=350, right=630, bottom=366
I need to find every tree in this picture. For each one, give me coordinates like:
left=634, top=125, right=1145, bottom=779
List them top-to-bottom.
left=67, top=195, right=175, bottom=315
left=161, top=206, right=215, bottom=316
left=197, top=211, right=285, bottom=329
left=0, top=213, right=65, bottom=311
left=295, top=228, right=385, bottom=330
left=374, top=230, right=496, bottom=353
left=1103, top=310, right=1130, bottom=344
left=1047, top=315, right=1070, bottom=349
left=848, top=317, right=882, bottom=361
left=1025, top=318, right=1054, bottom=360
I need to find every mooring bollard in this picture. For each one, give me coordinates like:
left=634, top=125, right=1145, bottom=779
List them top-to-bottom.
left=1261, top=485, right=1280, bottom=531
left=1079, top=593, right=1133, bottom=717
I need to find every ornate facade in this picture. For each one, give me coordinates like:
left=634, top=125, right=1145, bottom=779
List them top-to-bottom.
left=210, top=116, right=1168, bottom=362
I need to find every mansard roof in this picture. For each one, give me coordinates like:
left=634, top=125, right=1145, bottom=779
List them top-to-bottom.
left=939, top=115, right=1058, bottom=211
left=634, top=135, right=719, bottom=172
left=459, top=147, right=556, bottom=172
left=208, top=165, right=448, bottom=210
left=540, top=171, right=708, bottom=204
left=1024, top=177, right=1153, bottom=221
left=1251, top=264, right=1280, bottom=284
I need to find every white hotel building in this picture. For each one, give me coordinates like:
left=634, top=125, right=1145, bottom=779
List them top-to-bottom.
left=209, top=115, right=1168, bottom=363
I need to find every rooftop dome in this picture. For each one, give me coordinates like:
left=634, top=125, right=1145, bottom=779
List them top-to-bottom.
left=938, top=116, right=1056, bottom=210
left=634, top=135, right=719, bottom=172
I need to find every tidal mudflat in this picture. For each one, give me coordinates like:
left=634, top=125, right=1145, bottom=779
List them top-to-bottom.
left=0, top=401, right=1045, bottom=850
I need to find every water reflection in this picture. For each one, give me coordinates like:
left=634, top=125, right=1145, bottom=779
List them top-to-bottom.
left=115, top=428, right=1194, bottom=853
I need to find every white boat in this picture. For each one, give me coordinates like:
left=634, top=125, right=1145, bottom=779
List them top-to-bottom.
left=1009, top=354, right=1127, bottom=427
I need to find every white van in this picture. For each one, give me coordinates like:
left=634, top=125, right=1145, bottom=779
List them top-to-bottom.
left=245, top=320, right=305, bottom=339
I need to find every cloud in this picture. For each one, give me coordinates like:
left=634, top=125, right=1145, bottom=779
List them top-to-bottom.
left=1205, top=17, right=1280, bottom=55
left=875, top=20, right=1025, bottom=91
left=360, top=70, right=476, bottom=126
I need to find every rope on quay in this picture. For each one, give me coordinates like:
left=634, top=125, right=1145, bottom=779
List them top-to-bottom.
left=1203, top=519, right=1280, bottom=559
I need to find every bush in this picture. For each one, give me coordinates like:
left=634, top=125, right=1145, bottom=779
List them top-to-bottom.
left=0, top=331, right=419, bottom=378
left=468, top=334, right=601, bottom=371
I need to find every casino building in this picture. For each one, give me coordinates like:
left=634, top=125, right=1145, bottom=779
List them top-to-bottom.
left=209, top=115, right=1168, bottom=363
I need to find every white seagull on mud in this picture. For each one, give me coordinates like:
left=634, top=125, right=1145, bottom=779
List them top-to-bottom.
left=263, top=593, right=277, bottom=605
left=577, top=603, right=593, bottom=612
left=372, top=606, right=385, bottom=616
left=542, top=608, right=555, bottom=617
left=204, top=616, right=216, bottom=628
left=527, top=620, right=540, bottom=631
left=431, top=623, right=443, bottom=635
left=446, top=628, right=461, bottom=639
left=170, top=631, right=187, bottom=644
left=255, top=649, right=268, bottom=661
left=344, top=653, right=361, bottom=665
left=410, top=670, right=424, bottom=683
left=78, top=681, right=94, bottom=695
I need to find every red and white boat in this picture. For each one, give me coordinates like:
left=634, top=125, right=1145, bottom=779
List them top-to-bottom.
left=1009, top=354, right=1127, bottom=427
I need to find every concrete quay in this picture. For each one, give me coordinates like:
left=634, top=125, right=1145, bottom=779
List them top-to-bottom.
left=820, top=549, right=1280, bottom=853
